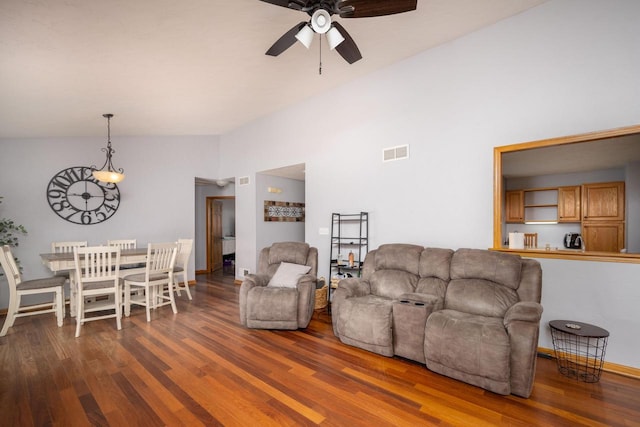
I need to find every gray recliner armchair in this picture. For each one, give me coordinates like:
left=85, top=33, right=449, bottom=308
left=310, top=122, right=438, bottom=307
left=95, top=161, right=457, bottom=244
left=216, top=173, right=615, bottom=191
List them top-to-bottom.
left=239, top=242, right=318, bottom=330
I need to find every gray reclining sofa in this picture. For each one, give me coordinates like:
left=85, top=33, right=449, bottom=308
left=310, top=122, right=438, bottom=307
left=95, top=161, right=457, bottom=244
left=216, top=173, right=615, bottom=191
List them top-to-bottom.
left=331, top=244, right=543, bottom=398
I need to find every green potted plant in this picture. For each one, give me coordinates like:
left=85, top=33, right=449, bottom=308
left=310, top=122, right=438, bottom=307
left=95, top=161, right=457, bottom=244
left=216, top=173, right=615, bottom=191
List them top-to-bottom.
left=0, top=196, right=27, bottom=273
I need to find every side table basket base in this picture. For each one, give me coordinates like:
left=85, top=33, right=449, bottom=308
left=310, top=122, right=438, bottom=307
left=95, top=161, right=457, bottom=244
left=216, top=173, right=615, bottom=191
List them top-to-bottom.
left=549, top=320, right=609, bottom=383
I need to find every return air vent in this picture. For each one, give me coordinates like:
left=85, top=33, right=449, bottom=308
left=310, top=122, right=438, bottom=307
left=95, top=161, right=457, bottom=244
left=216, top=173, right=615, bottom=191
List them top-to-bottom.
left=383, top=144, right=410, bottom=162
left=238, top=176, right=250, bottom=186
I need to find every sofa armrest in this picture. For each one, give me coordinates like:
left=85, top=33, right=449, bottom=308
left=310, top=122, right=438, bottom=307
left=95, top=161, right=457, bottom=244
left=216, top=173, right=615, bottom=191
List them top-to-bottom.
left=297, top=273, right=316, bottom=286
left=239, top=274, right=270, bottom=326
left=244, top=274, right=270, bottom=288
left=296, top=274, right=317, bottom=328
left=331, top=278, right=371, bottom=335
left=335, top=278, right=371, bottom=298
left=503, top=301, right=543, bottom=326
left=503, top=301, right=543, bottom=398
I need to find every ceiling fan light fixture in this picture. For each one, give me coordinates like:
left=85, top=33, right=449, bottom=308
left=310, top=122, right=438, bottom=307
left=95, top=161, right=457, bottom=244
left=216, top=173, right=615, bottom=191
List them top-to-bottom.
left=311, top=9, right=332, bottom=34
left=295, top=24, right=314, bottom=49
left=326, top=26, right=345, bottom=50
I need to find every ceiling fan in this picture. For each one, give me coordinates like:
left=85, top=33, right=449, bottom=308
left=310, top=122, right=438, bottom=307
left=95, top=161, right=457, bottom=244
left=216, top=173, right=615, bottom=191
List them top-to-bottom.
left=260, top=0, right=418, bottom=65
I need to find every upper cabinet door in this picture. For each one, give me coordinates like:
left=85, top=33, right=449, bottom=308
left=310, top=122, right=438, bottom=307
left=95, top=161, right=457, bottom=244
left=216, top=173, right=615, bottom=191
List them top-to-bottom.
left=582, top=182, right=625, bottom=221
left=558, top=186, right=581, bottom=222
left=505, top=190, right=524, bottom=223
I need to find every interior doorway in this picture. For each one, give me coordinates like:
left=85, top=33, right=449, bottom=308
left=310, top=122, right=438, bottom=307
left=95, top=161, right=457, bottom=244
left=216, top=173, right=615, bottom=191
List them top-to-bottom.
left=256, top=163, right=306, bottom=251
left=206, top=196, right=235, bottom=274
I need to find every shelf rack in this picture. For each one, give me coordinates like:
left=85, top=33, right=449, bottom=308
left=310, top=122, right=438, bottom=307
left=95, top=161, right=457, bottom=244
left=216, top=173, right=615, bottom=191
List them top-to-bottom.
left=329, top=212, right=369, bottom=302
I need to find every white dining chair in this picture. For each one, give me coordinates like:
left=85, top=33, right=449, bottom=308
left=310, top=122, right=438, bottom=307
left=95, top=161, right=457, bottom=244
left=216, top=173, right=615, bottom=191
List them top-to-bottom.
left=108, top=238, right=144, bottom=271
left=173, top=238, right=193, bottom=300
left=107, top=239, right=137, bottom=250
left=51, top=241, right=88, bottom=253
left=123, top=242, right=178, bottom=322
left=0, top=245, right=65, bottom=336
left=73, top=245, right=122, bottom=337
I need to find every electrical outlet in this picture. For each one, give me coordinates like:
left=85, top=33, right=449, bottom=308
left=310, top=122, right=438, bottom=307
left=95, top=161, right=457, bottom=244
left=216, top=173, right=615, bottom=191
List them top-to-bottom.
left=319, top=227, right=329, bottom=235
left=240, top=267, right=250, bottom=277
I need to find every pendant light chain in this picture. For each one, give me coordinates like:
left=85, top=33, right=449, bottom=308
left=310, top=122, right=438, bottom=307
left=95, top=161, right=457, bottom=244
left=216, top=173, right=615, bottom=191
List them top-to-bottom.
left=106, top=114, right=112, bottom=149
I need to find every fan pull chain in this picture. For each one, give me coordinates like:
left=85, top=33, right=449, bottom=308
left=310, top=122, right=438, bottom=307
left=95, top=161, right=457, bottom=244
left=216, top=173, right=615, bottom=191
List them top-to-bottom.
left=319, top=34, right=322, bottom=75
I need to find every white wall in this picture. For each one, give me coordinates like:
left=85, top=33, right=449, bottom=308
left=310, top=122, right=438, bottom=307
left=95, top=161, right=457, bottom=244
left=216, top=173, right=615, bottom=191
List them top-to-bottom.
left=219, top=0, right=640, bottom=368
left=0, top=135, right=220, bottom=306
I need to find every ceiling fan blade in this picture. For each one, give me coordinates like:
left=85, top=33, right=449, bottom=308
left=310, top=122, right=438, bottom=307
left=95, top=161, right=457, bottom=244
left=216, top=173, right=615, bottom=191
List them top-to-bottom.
left=259, top=0, right=295, bottom=9
left=259, top=0, right=308, bottom=11
left=338, top=0, right=417, bottom=18
left=266, top=22, right=307, bottom=56
left=332, top=22, right=362, bottom=64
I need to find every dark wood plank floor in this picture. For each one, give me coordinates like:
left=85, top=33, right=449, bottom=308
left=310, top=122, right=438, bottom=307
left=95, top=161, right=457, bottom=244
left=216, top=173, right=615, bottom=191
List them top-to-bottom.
left=1, top=272, right=639, bottom=426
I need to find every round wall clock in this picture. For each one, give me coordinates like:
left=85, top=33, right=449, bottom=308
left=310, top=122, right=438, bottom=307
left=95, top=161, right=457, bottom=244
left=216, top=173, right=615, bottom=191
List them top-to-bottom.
left=46, top=166, right=120, bottom=225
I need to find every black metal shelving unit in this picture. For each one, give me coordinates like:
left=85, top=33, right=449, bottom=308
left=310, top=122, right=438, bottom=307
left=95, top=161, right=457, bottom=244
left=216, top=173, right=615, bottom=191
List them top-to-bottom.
left=329, top=212, right=369, bottom=302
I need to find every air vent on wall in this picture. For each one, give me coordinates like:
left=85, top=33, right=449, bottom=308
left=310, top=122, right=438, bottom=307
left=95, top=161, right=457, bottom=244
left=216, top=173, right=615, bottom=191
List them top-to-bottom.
left=383, top=144, right=410, bottom=162
left=238, top=176, right=250, bottom=186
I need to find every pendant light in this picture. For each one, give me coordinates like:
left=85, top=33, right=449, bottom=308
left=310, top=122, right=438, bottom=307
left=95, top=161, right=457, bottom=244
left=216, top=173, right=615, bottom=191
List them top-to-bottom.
left=92, top=113, right=125, bottom=184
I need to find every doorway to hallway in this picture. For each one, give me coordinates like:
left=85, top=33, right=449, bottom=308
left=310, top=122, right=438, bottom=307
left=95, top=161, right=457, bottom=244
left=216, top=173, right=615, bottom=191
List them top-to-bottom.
left=206, top=196, right=235, bottom=275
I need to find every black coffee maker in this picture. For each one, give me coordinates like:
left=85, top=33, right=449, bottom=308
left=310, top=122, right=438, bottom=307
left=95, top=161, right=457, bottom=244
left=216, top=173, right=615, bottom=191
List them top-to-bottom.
left=564, top=233, right=583, bottom=249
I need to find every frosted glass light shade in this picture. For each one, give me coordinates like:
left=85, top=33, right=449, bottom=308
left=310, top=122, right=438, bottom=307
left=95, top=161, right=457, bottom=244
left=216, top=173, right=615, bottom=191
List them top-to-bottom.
left=295, top=25, right=314, bottom=49
left=326, top=26, right=345, bottom=50
left=93, top=170, right=125, bottom=183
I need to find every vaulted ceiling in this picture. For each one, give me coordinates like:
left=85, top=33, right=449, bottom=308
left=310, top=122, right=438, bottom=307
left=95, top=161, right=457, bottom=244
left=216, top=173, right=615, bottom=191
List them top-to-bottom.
left=0, top=0, right=547, bottom=139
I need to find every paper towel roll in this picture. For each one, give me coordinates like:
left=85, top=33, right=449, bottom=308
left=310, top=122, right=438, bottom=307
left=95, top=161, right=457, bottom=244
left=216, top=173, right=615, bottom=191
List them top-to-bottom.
left=509, top=232, right=525, bottom=249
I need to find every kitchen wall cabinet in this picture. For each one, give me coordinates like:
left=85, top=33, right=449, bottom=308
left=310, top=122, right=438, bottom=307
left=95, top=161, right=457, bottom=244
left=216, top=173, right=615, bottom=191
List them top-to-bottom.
left=505, top=181, right=626, bottom=252
left=581, top=181, right=625, bottom=252
left=582, top=182, right=625, bottom=221
left=558, top=186, right=581, bottom=222
left=506, top=188, right=558, bottom=224
left=505, top=190, right=524, bottom=223
left=582, top=222, right=625, bottom=252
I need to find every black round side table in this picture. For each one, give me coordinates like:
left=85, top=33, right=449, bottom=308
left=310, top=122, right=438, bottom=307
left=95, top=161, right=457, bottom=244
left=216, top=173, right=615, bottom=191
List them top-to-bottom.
left=549, top=320, right=609, bottom=383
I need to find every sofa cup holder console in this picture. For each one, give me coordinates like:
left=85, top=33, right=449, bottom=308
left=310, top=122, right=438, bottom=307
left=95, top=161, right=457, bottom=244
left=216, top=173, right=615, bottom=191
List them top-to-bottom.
left=392, top=297, right=436, bottom=364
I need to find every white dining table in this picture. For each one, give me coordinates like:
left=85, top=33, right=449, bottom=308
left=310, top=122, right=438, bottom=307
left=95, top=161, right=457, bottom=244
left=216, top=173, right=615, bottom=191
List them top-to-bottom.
left=40, top=248, right=148, bottom=317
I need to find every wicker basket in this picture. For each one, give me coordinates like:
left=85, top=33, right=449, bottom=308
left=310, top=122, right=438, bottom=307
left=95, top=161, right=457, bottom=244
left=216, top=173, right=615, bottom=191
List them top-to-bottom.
left=314, top=276, right=329, bottom=310
left=315, top=277, right=328, bottom=310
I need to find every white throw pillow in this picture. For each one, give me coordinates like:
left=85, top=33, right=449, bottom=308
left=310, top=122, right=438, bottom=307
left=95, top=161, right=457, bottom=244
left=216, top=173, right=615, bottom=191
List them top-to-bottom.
left=268, top=262, right=312, bottom=288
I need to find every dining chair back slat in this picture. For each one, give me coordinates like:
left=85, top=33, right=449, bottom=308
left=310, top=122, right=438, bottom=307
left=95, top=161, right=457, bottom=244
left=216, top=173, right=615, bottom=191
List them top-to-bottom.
left=107, top=239, right=137, bottom=250
left=51, top=241, right=87, bottom=253
left=147, top=244, right=176, bottom=277
left=73, top=245, right=122, bottom=337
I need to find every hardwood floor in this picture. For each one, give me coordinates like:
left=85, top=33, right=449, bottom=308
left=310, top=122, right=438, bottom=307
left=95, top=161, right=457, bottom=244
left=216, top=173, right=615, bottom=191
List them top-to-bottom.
left=1, top=273, right=639, bottom=426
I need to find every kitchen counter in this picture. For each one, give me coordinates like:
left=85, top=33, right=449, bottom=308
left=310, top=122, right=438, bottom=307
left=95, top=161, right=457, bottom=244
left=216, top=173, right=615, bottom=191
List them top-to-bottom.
left=492, top=247, right=640, bottom=264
